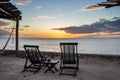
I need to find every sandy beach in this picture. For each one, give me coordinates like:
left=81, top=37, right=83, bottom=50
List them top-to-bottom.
left=0, top=52, right=120, bottom=80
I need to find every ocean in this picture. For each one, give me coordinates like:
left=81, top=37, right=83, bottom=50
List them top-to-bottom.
left=0, top=38, right=120, bottom=55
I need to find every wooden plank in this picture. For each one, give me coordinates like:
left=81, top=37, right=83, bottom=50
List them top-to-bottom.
left=0, top=0, right=10, bottom=2
left=0, top=2, right=21, bottom=20
left=0, top=3, right=21, bottom=15
left=15, top=18, right=19, bottom=56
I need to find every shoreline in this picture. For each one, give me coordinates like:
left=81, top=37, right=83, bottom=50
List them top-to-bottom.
left=1, top=50, right=120, bottom=62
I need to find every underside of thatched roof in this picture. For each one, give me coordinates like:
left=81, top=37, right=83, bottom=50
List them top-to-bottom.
left=0, top=0, right=22, bottom=21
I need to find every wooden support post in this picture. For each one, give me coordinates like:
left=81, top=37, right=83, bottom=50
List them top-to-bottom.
left=15, top=18, right=19, bottom=56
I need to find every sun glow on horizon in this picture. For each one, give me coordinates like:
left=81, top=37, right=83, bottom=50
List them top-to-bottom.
left=19, top=28, right=88, bottom=38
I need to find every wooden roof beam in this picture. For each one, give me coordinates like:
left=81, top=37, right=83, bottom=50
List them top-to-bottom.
left=0, top=0, right=10, bottom=2
left=0, top=3, right=21, bottom=14
left=0, top=3, right=22, bottom=20
left=0, top=8, right=13, bottom=16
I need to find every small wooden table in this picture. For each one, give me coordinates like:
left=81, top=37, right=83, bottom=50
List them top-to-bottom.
left=43, top=60, right=59, bottom=73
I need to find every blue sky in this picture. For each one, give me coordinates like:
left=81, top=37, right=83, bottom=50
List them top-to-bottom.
left=0, top=0, right=120, bottom=38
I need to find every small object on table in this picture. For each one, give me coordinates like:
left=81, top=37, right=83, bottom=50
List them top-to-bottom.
left=47, top=59, right=51, bottom=62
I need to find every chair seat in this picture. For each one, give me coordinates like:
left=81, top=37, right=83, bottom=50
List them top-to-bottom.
left=63, top=60, right=76, bottom=64
left=61, top=66, right=77, bottom=69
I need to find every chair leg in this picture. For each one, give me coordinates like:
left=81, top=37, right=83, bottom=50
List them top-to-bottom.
left=76, top=62, right=79, bottom=70
left=22, top=63, right=42, bottom=74
left=22, top=64, right=33, bottom=72
left=74, top=64, right=79, bottom=76
left=34, top=65, right=41, bottom=74
left=59, top=68, right=63, bottom=75
left=74, top=68, right=77, bottom=77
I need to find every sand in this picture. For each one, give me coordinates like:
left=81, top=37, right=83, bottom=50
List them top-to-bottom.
left=0, top=54, right=120, bottom=80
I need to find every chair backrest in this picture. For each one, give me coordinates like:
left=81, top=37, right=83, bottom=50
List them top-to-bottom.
left=60, top=43, right=78, bottom=64
left=24, top=45, right=42, bottom=64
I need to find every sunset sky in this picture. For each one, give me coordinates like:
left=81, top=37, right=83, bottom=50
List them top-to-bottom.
left=0, top=0, right=120, bottom=38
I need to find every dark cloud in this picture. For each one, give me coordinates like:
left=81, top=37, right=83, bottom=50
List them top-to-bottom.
left=81, top=0, right=120, bottom=11
left=52, top=17, right=120, bottom=34
left=0, top=21, right=10, bottom=27
left=0, top=21, right=10, bottom=36
left=24, top=25, right=30, bottom=28
left=0, top=29, right=10, bottom=36
left=20, top=29, right=24, bottom=31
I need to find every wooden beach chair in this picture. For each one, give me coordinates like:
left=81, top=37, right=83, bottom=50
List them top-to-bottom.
left=59, top=43, right=79, bottom=76
left=22, top=45, right=47, bottom=73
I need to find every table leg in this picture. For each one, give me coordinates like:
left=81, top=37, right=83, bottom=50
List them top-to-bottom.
left=44, top=64, right=55, bottom=73
left=53, top=66, right=58, bottom=71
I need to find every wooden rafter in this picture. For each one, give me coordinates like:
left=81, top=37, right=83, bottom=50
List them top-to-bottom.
left=0, top=0, right=10, bottom=1
left=0, top=1, right=22, bottom=21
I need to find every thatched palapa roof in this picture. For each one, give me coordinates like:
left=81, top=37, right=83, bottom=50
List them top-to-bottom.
left=0, top=0, right=22, bottom=21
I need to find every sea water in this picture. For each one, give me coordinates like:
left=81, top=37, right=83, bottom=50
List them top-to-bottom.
left=0, top=38, right=120, bottom=55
